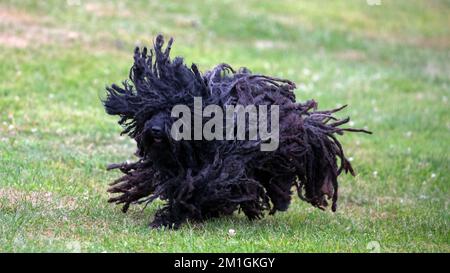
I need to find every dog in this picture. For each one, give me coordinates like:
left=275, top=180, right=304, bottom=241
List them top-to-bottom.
left=103, top=35, right=371, bottom=228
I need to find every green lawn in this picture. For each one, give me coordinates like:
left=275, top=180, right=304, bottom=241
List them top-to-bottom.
left=0, top=0, right=449, bottom=252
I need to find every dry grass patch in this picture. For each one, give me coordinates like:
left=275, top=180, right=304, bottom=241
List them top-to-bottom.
left=0, top=6, right=82, bottom=49
left=0, top=187, right=78, bottom=211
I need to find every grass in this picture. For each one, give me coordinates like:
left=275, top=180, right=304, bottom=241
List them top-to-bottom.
left=0, top=0, right=449, bottom=252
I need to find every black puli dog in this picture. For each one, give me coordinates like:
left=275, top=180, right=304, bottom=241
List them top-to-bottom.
left=103, top=35, right=370, bottom=229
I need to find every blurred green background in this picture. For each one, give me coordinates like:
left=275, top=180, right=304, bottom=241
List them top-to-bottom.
left=0, top=0, right=449, bottom=252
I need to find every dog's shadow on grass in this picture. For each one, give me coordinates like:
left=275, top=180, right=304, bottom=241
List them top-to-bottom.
left=122, top=201, right=337, bottom=233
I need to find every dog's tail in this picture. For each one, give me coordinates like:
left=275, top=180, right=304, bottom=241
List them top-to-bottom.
left=293, top=103, right=372, bottom=212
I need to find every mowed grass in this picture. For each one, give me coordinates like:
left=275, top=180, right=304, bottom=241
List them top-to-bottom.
left=0, top=0, right=449, bottom=252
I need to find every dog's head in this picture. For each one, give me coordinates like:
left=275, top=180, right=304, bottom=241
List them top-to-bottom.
left=103, top=35, right=211, bottom=157
left=104, top=91, right=172, bottom=156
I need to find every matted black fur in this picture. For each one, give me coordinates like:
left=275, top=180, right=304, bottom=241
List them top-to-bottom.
left=103, top=35, right=371, bottom=229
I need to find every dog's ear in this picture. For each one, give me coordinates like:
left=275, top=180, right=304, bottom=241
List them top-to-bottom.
left=103, top=81, right=142, bottom=137
left=103, top=82, right=137, bottom=118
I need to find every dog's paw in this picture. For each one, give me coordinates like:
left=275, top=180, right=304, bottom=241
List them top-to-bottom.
left=149, top=217, right=180, bottom=230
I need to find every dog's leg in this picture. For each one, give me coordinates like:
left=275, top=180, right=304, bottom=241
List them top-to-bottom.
left=254, top=170, right=293, bottom=215
left=150, top=207, right=179, bottom=229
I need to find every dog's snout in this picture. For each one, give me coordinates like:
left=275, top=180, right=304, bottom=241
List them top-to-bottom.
left=151, top=126, right=162, bottom=135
